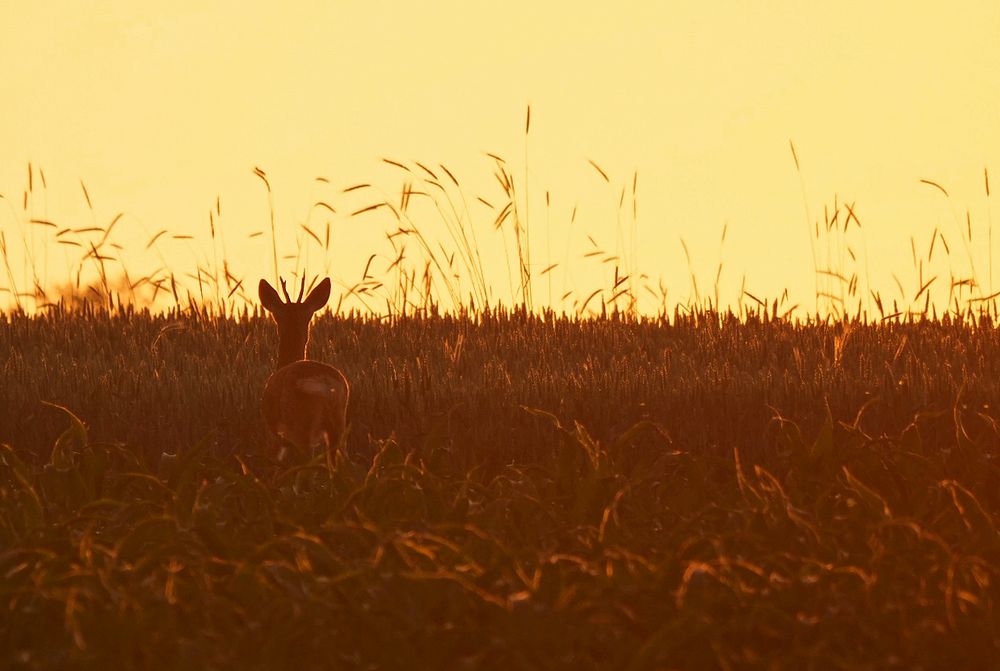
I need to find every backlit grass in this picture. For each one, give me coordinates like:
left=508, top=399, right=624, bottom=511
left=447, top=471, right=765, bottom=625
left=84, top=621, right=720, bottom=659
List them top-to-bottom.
left=2, top=307, right=1000, bottom=669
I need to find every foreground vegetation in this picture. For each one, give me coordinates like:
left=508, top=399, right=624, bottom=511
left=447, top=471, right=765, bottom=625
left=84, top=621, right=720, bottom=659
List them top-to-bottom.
left=2, top=307, right=1000, bottom=669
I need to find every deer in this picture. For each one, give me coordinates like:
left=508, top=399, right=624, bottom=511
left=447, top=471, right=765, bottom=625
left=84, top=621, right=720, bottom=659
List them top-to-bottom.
left=258, top=276, right=349, bottom=461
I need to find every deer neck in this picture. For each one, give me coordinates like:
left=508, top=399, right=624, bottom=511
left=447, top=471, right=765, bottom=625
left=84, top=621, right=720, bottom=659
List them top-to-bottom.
left=276, top=336, right=308, bottom=368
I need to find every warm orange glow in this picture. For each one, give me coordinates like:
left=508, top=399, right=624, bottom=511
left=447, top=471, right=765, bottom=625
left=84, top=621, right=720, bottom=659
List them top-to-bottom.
left=3, top=2, right=999, bottom=315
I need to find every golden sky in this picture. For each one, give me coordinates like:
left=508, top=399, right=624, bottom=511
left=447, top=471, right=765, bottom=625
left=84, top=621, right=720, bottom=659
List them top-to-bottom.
left=2, top=1, right=999, bottom=315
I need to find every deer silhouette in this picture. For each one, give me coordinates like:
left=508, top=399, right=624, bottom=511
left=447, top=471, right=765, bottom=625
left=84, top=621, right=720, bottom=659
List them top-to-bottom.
left=258, top=277, right=349, bottom=460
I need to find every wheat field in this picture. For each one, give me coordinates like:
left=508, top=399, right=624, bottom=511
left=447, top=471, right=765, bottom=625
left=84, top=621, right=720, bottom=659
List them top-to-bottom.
left=4, top=2, right=1000, bottom=666
left=3, top=146, right=1000, bottom=668
left=2, top=304, right=999, bottom=669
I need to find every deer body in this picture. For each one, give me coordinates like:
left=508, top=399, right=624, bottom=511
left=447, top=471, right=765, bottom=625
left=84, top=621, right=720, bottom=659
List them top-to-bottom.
left=259, top=277, right=349, bottom=457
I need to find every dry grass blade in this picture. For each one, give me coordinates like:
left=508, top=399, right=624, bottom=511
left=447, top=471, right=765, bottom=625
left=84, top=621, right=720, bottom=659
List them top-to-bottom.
left=383, top=158, right=410, bottom=172
left=587, top=159, right=610, bottom=183
left=415, top=162, right=438, bottom=180
left=439, top=164, right=459, bottom=187
left=920, top=179, right=950, bottom=197
left=80, top=180, right=93, bottom=209
left=352, top=203, right=388, bottom=217
left=301, top=224, right=323, bottom=246
left=146, top=230, right=168, bottom=249
left=914, top=276, right=937, bottom=302
left=577, top=288, right=601, bottom=314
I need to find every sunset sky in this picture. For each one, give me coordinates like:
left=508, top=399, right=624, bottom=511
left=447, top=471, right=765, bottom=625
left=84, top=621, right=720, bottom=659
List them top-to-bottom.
left=2, top=1, right=999, bottom=315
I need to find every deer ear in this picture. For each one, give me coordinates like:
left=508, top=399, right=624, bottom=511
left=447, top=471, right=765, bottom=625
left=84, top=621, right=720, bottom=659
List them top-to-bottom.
left=303, top=277, right=332, bottom=313
left=258, top=279, right=284, bottom=313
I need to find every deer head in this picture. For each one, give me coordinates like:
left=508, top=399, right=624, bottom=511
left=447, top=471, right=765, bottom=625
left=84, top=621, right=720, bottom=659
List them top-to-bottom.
left=258, top=277, right=332, bottom=367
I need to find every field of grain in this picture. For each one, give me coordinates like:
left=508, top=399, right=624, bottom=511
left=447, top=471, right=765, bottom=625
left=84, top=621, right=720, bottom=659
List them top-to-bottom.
left=2, top=305, right=999, bottom=669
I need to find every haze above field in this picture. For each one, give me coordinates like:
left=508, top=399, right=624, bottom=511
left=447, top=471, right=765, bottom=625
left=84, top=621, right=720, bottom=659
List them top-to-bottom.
left=2, top=1, right=999, bottom=314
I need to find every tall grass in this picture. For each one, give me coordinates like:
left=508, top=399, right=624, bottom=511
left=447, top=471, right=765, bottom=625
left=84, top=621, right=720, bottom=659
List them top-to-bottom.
left=0, top=137, right=650, bottom=318
left=5, top=140, right=994, bottom=322
left=790, top=143, right=999, bottom=322
left=3, top=146, right=1000, bottom=667
left=5, top=304, right=1000, bottom=463
left=3, top=307, right=1000, bottom=668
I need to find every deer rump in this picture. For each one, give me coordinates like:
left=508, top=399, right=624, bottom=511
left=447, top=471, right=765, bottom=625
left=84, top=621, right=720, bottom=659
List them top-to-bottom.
left=261, top=360, right=350, bottom=454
